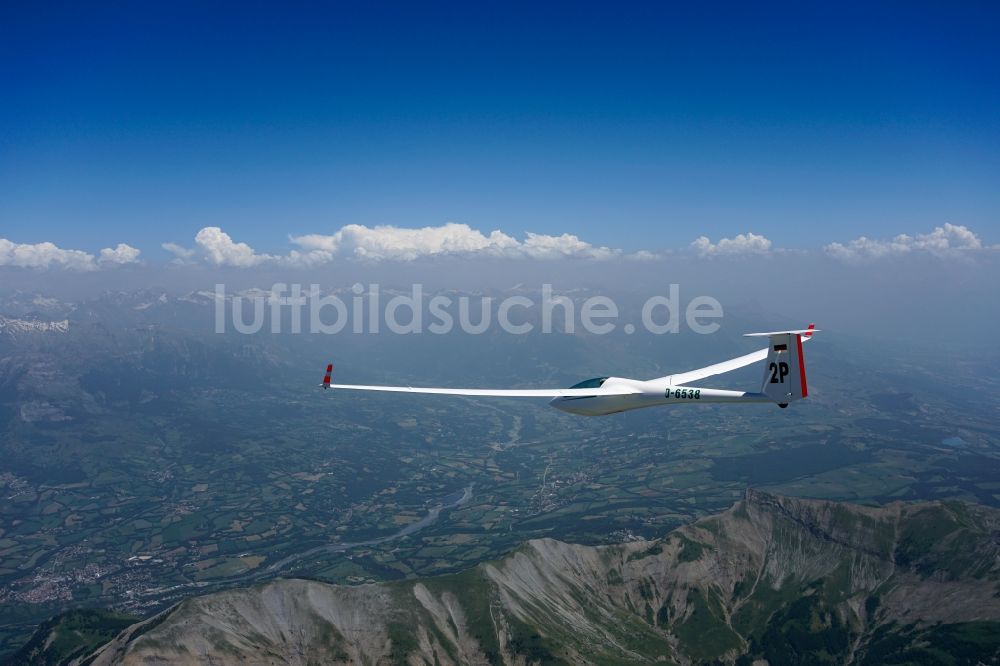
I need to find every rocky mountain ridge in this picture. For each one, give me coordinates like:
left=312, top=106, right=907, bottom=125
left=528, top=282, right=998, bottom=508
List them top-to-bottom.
left=56, top=490, right=1000, bottom=665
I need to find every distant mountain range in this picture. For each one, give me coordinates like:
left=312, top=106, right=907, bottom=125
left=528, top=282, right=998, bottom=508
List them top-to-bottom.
left=13, top=490, right=1000, bottom=665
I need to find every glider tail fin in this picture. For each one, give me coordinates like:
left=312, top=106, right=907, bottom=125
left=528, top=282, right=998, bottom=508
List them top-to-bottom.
left=746, top=324, right=816, bottom=406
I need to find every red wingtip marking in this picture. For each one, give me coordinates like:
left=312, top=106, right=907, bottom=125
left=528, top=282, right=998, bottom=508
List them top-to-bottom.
left=804, top=323, right=815, bottom=338
left=796, top=335, right=808, bottom=398
left=323, top=364, right=333, bottom=384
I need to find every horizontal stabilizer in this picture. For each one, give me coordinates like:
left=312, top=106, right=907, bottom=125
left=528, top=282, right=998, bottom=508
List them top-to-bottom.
left=744, top=327, right=818, bottom=337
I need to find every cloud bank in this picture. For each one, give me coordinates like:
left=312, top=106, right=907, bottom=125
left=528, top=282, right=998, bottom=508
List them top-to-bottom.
left=3, top=223, right=991, bottom=270
left=162, top=223, right=631, bottom=267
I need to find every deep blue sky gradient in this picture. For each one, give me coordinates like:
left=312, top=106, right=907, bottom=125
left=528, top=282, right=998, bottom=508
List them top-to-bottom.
left=2, top=1, right=998, bottom=255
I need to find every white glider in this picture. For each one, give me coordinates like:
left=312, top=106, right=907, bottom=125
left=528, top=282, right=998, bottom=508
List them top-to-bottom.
left=322, top=325, right=817, bottom=416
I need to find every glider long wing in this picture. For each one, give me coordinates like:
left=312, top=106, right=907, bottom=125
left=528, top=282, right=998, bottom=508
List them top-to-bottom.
left=325, top=384, right=639, bottom=397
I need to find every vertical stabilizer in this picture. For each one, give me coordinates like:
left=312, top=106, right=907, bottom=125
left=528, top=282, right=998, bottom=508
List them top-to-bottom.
left=744, top=325, right=816, bottom=406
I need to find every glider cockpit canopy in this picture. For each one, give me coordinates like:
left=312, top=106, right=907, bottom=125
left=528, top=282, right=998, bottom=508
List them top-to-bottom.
left=569, top=377, right=609, bottom=389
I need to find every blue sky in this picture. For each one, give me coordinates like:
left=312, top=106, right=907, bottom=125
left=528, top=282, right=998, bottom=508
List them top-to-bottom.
left=1, top=1, right=998, bottom=259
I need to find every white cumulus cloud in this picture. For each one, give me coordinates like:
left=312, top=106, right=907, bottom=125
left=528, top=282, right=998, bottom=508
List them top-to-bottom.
left=290, top=222, right=623, bottom=262
left=292, top=222, right=517, bottom=261
left=825, top=223, right=983, bottom=261
left=194, top=226, right=274, bottom=267
left=519, top=231, right=620, bottom=260
left=691, top=232, right=772, bottom=257
left=0, top=238, right=142, bottom=270
left=0, top=239, right=97, bottom=270
left=98, top=243, right=141, bottom=265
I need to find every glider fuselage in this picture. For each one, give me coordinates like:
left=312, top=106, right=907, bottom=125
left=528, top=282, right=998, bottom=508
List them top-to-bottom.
left=548, top=378, right=769, bottom=415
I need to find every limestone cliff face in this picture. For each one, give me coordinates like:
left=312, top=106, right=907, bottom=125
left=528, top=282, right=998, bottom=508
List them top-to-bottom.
left=83, top=492, right=1000, bottom=665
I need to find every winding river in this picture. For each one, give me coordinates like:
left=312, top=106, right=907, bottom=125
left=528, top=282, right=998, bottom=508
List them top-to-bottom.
left=261, top=483, right=474, bottom=576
